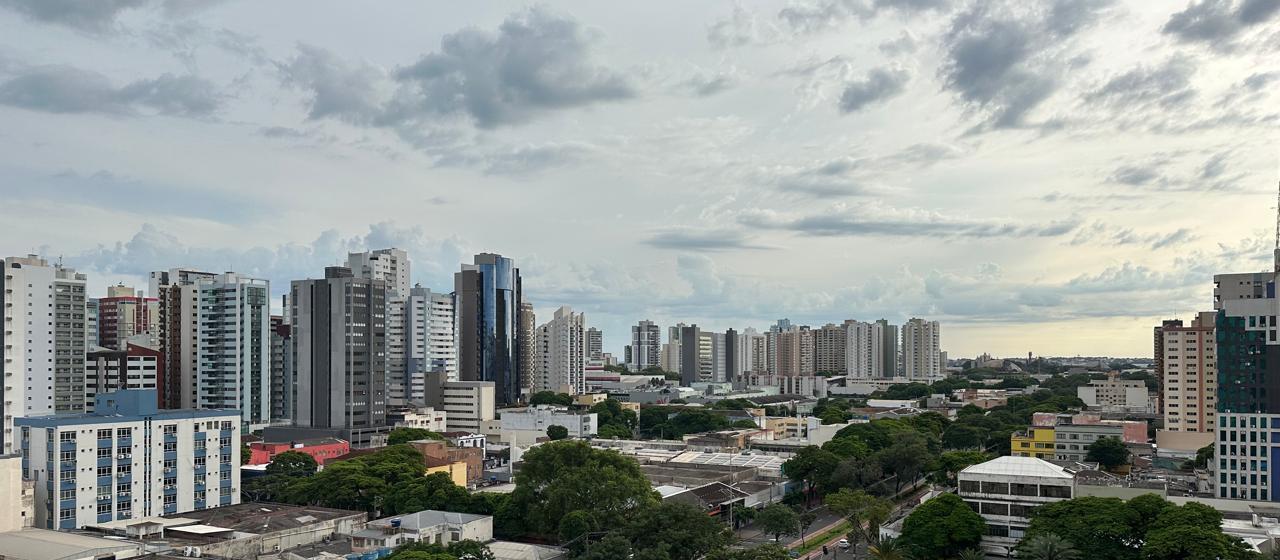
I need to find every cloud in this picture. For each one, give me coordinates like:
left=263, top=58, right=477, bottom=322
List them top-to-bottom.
left=0, top=0, right=146, bottom=32
left=778, top=0, right=949, bottom=35
left=939, top=0, right=1113, bottom=130
left=1162, top=0, right=1280, bottom=51
left=707, top=3, right=781, bottom=47
left=389, top=7, right=634, bottom=128
left=878, top=31, right=919, bottom=56
left=277, top=44, right=385, bottom=124
left=1082, top=56, right=1198, bottom=112
left=0, top=65, right=221, bottom=116
left=838, top=67, right=910, bottom=113
left=681, top=68, right=739, bottom=97
left=887, top=142, right=965, bottom=166
left=1103, top=150, right=1246, bottom=191
left=755, top=157, right=887, bottom=198
left=4, top=169, right=262, bottom=222
left=737, top=204, right=1079, bottom=239
left=1069, top=221, right=1198, bottom=249
left=71, top=222, right=470, bottom=298
left=643, top=227, right=772, bottom=251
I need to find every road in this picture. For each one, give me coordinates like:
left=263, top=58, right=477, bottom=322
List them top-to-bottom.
left=747, top=484, right=933, bottom=560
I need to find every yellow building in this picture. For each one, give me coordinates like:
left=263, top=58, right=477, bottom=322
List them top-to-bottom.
left=1010, top=427, right=1056, bottom=459
left=424, top=457, right=468, bottom=487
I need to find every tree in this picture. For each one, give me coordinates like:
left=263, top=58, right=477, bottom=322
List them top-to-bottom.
left=530, top=391, right=574, bottom=406
left=596, top=423, right=632, bottom=439
left=547, top=425, right=570, bottom=440
left=387, top=427, right=444, bottom=445
left=876, top=432, right=932, bottom=492
left=1086, top=437, right=1130, bottom=470
left=507, top=441, right=657, bottom=538
left=1193, top=442, right=1214, bottom=468
left=240, top=443, right=251, bottom=465
left=782, top=446, right=839, bottom=499
left=265, top=450, right=318, bottom=478
left=933, top=451, right=989, bottom=485
left=827, top=455, right=884, bottom=494
left=825, top=489, right=891, bottom=546
left=898, top=493, right=984, bottom=559
left=1023, top=497, right=1141, bottom=560
left=623, top=502, right=733, bottom=560
left=1142, top=502, right=1258, bottom=560
left=754, top=503, right=800, bottom=543
left=558, top=510, right=595, bottom=547
left=797, top=511, right=817, bottom=548
left=1021, top=533, right=1082, bottom=560
left=576, top=535, right=635, bottom=560
left=867, top=536, right=909, bottom=560
left=705, top=544, right=790, bottom=560
left=958, top=549, right=986, bottom=560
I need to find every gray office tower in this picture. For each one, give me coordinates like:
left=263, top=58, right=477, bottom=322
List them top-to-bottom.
left=455, top=254, right=526, bottom=405
left=291, top=266, right=388, bottom=447
left=877, top=319, right=898, bottom=378
left=679, top=325, right=702, bottom=387
left=724, top=328, right=739, bottom=387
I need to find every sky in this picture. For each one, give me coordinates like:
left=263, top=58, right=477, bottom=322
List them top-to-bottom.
left=2, top=0, right=1279, bottom=359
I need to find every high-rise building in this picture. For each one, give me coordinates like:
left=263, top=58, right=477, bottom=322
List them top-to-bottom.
left=348, top=249, right=410, bottom=407
left=455, top=254, right=525, bottom=405
left=2, top=255, right=88, bottom=452
left=292, top=266, right=388, bottom=447
left=150, top=268, right=217, bottom=410
left=191, top=273, right=270, bottom=429
left=96, top=285, right=159, bottom=351
left=407, top=285, right=457, bottom=402
left=86, top=298, right=99, bottom=349
left=518, top=302, right=536, bottom=395
left=534, top=306, right=586, bottom=394
left=1160, top=312, right=1216, bottom=436
left=269, top=315, right=293, bottom=423
left=902, top=318, right=941, bottom=381
left=876, top=319, right=899, bottom=378
left=1154, top=319, right=1184, bottom=417
left=629, top=320, right=661, bottom=371
left=664, top=323, right=688, bottom=375
left=814, top=323, right=847, bottom=376
left=679, top=325, right=703, bottom=386
left=770, top=325, right=814, bottom=377
left=586, top=327, right=603, bottom=362
left=723, top=328, right=739, bottom=387
left=738, top=328, right=767, bottom=376
left=85, top=343, right=161, bottom=413
left=423, top=374, right=495, bottom=433
left=18, top=390, right=240, bottom=529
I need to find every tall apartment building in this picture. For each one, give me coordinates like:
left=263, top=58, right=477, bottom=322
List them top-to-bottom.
left=348, top=249, right=410, bottom=407
left=455, top=254, right=525, bottom=405
left=2, top=256, right=88, bottom=453
left=292, top=267, right=388, bottom=447
left=150, top=268, right=217, bottom=410
left=190, top=273, right=270, bottom=429
left=96, top=285, right=158, bottom=351
left=407, top=285, right=457, bottom=400
left=86, top=298, right=99, bottom=350
left=518, top=302, right=536, bottom=395
left=534, top=306, right=586, bottom=394
left=1160, top=312, right=1217, bottom=436
left=270, top=315, right=293, bottom=423
left=901, top=318, right=941, bottom=381
left=1154, top=318, right=1184, bottom=416
left=876, top=319, right=898, bottom=378
left=629, top=320, right=661, bottom=372
left=845, top=320, right=878, bottom=379
left=663, top=323, right=687, bottom=375
left=813, top=324, right=846, bottom=376
left=678, top=325, right=703, bottom=386
left=770, top=325, right=814, bottom=377
left=585, top=327, right=603, bottom=362
left=723, top=328, right=739, bottom=386
left=738, top=328, right=767, bottom=376
left=708, top=331, right=727, bottom=383
left=85, top=344, right=161, bottom=413
left=423, top=374, right=496, bottom=433
left=18, top=390, right=240, bottom=529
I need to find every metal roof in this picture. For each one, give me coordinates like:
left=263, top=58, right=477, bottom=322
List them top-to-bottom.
left=960, top=456, right=1074, bottom=479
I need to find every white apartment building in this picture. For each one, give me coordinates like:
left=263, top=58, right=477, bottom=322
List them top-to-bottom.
left=348, top=249, right=411, bottom=407
left=2, top=256, right=88, bottom=455
left=150, top=268, right=218, bottom=411
left=193, top=273, right=271, bottom=429
left=407, top=285, right=457, bottom=390
left=534, top=306, right=586, bottom=395
left=1161, top=311, right=1217, bottom=435
left=901, top=318, right=942, bottom=381
left=629, top=320, right=661, bottom=372
left=845, top=320, right=894, bottom=379
left=813, top=324, right=846, bottom=376
left=738, top=328, right=767, bottom=375
left=423, top=375, right=495, bottom=433
left=1077, top=378, right=1156, bottom=414
left=17, top=390, right=240, bottom=530
left=499, top=405, right=597, bottom=438
left=397, top=407, right=448, bottom=432
left=957, top=456, right=1075, bottom=555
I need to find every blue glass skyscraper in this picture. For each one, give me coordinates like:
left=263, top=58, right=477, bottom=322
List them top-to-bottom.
left=455, top=253, right=525, bottom=405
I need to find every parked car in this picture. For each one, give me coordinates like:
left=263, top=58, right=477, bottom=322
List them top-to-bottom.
left=837, top=538, right=851, bottom=550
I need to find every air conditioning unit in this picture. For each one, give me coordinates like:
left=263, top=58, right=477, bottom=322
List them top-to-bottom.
left=116, top=454, right=127, bottom=459
left=164, top=468, right=174, bottom=473
left=116, top=473, right=126, bottom=479
left=97, top=495, right=109, bottom=501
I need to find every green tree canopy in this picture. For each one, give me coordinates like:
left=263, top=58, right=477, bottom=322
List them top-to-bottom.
left=530, top=391, right=575, bottom=406
left=547, top=425, right=570, bottom=440
left=1086, top=437, right=1130, bottom=470
left=507, top=441, right=657, bottom=538
left=782, top=446, right=839, bottom=496
left=265, top=450, right=318, bottom=478
left=826, top=489, right=891, bottom=545
left=898, top=493, right=984, bottom=559
left=623, top=502, right=733, bottom=560
left=754, top=503, right=800, bottom=543
left=1020, top=533, right=1082, bottom=560
left=705, top=544, right=791, bottom=560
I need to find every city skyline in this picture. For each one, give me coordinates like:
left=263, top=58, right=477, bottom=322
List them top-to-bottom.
left=3, top=1, right=1280, bottom=357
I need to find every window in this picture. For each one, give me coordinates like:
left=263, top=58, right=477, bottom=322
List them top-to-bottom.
left=220, top=421, right=233, bottom=431
left=163, top=425, right=177, bottom=435
left=116, top=428, right=131, bottom=439
left=97, top=429, right=112, bottom=440
left=59, top=432, right=75, bottom=443
left=218, top=437, right=231, bottom=447
left=163, top=442, right=176, bottom=453
left=97, top=448, right=111, bottom=459
left=59, top=450, right=75, bottom=462
left=220, top=454, right=231, bottom=464
left=195, top=456, right=206, bottom=467
left=164, top=459, right=176, bottom=470
left=116, top=464, right=131, bottom=475
left=97, top=466, right=111, bottom=477
left=220, top=470, right=231, bottom=480
left=981, top=481, right=1009, bottom=495
left=116, top=483, right=129, bottom=494
left=1041, top=485, right=1071, bottom=498
left=59, top=489, right=75, bottom=500
left=163, top=495, right=176, bottom=506
left=97, top=502, right=111, bottom=515
left=980, top=502, right=1009, bottom=515
left=1009, top=504, right=1035, bottom=518
left=59, top=508, right=74, bottom=520
left=986, top=524, right=1009, bottom=538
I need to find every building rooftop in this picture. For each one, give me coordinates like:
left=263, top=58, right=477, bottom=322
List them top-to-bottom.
left=16, top=390, right=238, bottom=427
left=746, top=394, right=810, bottom=405
left=669, top=451, right=787, bottom=471
left=960, top=456, right=1075, bottom=480
left=157, top=502, right=364, bottom=536
left=367, top=510, right=488, bottom=532
left=0, top=528, right=143, bottom=560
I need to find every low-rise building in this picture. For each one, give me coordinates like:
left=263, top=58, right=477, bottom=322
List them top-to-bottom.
left=423, top=375, right=496, bottom=433
left=1077, top=376, right=1156, bottom=414
left=17, top=390, right=240, bottom=529
left=496, top=406, right=598, bottom=441
left=395, top=407, right=449, bottom=432
left=1054, top=423, right=1125, bottom=463
left=1010, top=427, right=1056, bottom=459
left=246, top=437, right=350, bottom=466
left=409, top=439, right=484, bottom=485
left=0, top=454, right=35, bottom=531
left=424, top=456, right=468, bottom=487
left=957, top=456, right=1075, bottom=556
left=351, top=510, right=492, bottom=551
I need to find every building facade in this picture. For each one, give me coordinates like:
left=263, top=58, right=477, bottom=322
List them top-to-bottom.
left=348, top=249, right=410, bottom=407
left=455, top=254, right=525, bottom=405
left=2, top=256, right=88, bottom=452
left=291, top=267, right=388, bottom=447
left=151, top=268, right=217, bottom=410
left=193, top=273, right=271, bottom=429
left=95, top=285, right=158, bottom=351
left=407, top=285, right=457, bottom=396
left=534, top=306, right=586, bottom=394
left=1160, top=312, right=1217, bottom=434
left=270, top=315, right=293, bottom=423
left=901, top=318, right=941, bottom=381
left=876, top=319, right=899, bottom=378
left=629, top=320, right=662, bottom=372
left=813, top=324, right=846, bottom=376
left=85, top=344, right=161, bottom=413
left=423, top=374, right=496, bottom=433
left=1078, top=378, right=1157, bottom=414
left=17, top=390, right=240, bottom=529
left=1053, top=423, right=1125, bottom=463
left=1010, top=427, right=1056, bottom=460
left=957, top=456, right=1075, bottom=555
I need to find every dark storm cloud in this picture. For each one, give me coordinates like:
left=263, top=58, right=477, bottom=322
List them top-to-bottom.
left=0, top=65, right=221, bottom=116
left=838, top=67, right=910, bottom=113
